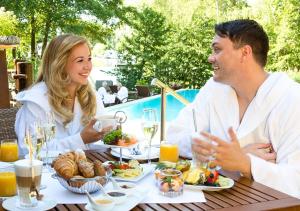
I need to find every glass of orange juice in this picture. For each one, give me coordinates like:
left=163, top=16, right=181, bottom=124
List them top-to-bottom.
left=0, top=139, right=19, bottom=162
left=159, top=141, right=179, bottom=163
left=0, top=165, right=17, bottom=197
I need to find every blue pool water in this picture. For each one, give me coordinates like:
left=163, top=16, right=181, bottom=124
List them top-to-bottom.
left=107, top=89, right=199, bottom=122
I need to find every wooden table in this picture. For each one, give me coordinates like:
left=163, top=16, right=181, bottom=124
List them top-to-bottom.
left=2, top=149, right=300, bottom=211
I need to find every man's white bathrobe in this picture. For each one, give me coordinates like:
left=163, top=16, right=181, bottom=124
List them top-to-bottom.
left=167, top=72, right=300, bottom=198
left=15, top=82, right=106, bottom=156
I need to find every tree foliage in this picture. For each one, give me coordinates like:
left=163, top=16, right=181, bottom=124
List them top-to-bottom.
left=0, top=0, right=126, bottom=58
left=114, top=0, right=300, bottom=90
left=0, top=7, right=17, bottom=35
left=115, top=7, right=171, bottom=90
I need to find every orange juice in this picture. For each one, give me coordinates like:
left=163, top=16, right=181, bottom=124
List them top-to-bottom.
left=0, top=140, right=18, bottom=162
left=159, top=143, right=179, bottom=162
left=0, top=172, right=17, bottom=196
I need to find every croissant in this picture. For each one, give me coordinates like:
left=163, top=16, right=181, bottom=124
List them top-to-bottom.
left=74, top=151, right=87, bottom=163
left=57, top=152, right=75, bottom=161
left=53, top=158, right=78, bottom=179
left=78, top=160, right=94, bottom=178
left=94, top=160, right=106, bottom=176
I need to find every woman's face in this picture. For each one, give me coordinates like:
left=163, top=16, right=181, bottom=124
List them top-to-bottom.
left=65, top=43, right=92, bottom=88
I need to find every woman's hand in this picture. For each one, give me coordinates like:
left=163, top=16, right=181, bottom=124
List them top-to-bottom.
left=80, top=119, right=112, bottom=144
left=243, top=143, right=276, bottom=163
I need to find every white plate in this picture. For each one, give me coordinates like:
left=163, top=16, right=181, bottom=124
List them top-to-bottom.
left=94, top=141, right=138, bottom=149
left=110, top=147, right=159, bottom=160
left=25, top=150, right=61, bottom=163
left=105, top=162, right=155, bottom=182
left=184, top=177, right=234, bottom=191
left=85, top=188, right=148, bottom=211
left=2, top=196, right=57, bottom=211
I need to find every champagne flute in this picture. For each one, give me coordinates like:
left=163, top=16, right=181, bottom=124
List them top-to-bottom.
left=141, top=108, right=158, bottom=164
left=41, top=111, right=56, bottom=171
left=31, top=121, right=45, bottom=161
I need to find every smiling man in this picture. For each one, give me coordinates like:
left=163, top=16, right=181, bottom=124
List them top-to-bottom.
left=167, top=19, right=300, bottom=198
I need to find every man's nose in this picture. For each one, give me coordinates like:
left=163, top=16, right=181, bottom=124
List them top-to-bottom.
left=208, top=54, right=215, bottom=64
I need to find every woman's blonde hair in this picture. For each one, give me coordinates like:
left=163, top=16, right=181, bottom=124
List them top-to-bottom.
left=36, top=34, right=96, bottom=126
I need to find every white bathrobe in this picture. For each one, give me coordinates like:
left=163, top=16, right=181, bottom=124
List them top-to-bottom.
left=167, top=72, right=300, bottom=198
left=15, top=82, right=106, bottom=155
left=117, top=86, right=128, bottom=103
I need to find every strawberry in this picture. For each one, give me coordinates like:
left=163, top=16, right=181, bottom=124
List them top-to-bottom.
left=206, top=170, right=219, bottom=184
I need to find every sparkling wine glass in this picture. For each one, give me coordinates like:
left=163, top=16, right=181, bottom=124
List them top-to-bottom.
left=141, top=108, right=158, bottom=164
left=41, top=111, right=56, bottom=171
left=31, top=121, right=45, bottom=161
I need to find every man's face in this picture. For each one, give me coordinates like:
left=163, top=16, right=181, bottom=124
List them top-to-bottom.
left=208, top=35, right=242, bottom=85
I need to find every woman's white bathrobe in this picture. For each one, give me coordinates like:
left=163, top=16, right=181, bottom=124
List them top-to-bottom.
left=167, top=72, right=300, bottom=198
left=15, top=82, right=106, bottom=155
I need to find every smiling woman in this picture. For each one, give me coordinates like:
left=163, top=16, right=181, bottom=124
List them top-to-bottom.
left=15, top=34, right=109, bottom=156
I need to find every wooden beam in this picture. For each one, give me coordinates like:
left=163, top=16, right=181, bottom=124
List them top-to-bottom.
left=0, top=49, right=10, bottom=108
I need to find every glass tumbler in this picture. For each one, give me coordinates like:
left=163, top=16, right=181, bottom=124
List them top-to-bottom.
left=0, top=139, right=19, bottom=162
left=0, top=165, right=17, bottom=197
left=158, top=169, right=183, bottom=197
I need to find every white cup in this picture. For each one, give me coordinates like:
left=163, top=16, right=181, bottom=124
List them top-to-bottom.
left=94, top=115, right=118, bottom=132
left=14, top=159, right=43, bottom=208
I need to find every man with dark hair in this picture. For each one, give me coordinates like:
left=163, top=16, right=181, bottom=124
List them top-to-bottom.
left=167, top=19, right=300, bottom=198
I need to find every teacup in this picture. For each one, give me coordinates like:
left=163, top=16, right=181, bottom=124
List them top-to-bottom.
left=94, top=115, right=118, bottom=132
left=14, top=159, right=43, bottom=208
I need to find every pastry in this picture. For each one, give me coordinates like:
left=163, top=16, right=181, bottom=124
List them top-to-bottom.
left=74, top=151, right=87, bottom=163
left=59, top=152, right=76, bottom=161
left=53, top=158, right=78, bottom=179
left=78, top=160, right=95, bottom=178
left=94, top=160, right=106, bottom=176
left=69, top=175, right=85, bottom=188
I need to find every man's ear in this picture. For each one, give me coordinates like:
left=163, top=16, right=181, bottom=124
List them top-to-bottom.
left=241, top=45, right=252, bottom=62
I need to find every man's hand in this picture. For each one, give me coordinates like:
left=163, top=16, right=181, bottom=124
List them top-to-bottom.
left=80, top=119, right=112, bottom=144
left=201, top=127, right=252, bottom=178
left=243, top=143, right=276, bottom=163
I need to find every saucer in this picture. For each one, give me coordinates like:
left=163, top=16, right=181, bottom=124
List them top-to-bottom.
left=110, top=147, right=159, bottom=160
left=2, top=196, right=57, bottom=211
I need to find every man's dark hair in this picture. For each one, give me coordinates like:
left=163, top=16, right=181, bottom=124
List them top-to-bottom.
left=215, top=19, right=269, bottom=67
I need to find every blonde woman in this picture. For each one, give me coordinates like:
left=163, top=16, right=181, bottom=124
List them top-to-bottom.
left=15, top=34, right=108, bottom=155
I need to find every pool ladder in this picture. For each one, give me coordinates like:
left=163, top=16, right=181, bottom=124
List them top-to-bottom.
left=151, top=78, right=190, bottom=142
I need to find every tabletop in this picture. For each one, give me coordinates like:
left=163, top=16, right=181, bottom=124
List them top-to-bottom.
left=1, top=148, right=300, bottom=211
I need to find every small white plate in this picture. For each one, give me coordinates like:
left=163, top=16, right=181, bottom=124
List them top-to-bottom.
left=110, top=147, right=159, bottom=160
left=105, top=163, right=155, bottom=182
left=184, top=177, right=234, bottom=191
left=85, top=188, right=148, bottom=211
left=2, top=196, right=57, bottom=211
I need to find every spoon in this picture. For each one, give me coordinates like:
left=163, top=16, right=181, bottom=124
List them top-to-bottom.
left=110, top=177, right=121, bottom=190
left=97, top=182, right=111, bottom=198
left=85, top=190, right=99, bottom=207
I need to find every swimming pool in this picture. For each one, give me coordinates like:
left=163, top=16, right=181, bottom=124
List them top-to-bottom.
left=107, top=89, right=199, bottom=122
